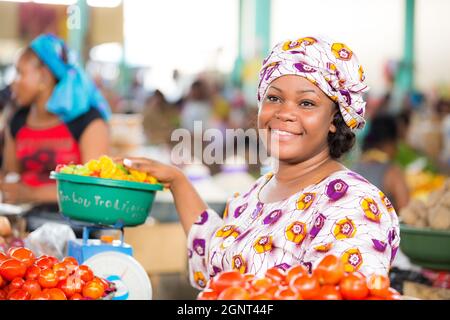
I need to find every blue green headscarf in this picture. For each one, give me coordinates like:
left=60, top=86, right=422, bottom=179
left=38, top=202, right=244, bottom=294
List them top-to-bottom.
left=29, top=34, right=111, bottom=122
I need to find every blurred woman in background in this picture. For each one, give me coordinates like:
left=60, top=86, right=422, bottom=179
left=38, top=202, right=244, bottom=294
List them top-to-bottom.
left=1, top=34, right=111, bottom=231
left=352, top=114, right=410, bottom=210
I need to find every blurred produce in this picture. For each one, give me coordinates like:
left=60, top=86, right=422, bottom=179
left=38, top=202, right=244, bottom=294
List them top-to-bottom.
left=55, top=155, right=158, bottom=184
left=405, top=171, right=447, bottom=201
left=400, top=178, right=450, bottom=229
left=0, top=214, right=26, bottom=254
left=389, top=267, right=432, bottom=293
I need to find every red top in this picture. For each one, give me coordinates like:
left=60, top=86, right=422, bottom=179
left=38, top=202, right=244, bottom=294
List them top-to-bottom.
left=9, top=107, right=103, bottom=187
left=15, top=123, right=81, bottom=187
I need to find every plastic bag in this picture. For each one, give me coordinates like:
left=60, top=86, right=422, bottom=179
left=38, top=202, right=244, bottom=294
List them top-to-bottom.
left=24, top=223, right=76, bottom=260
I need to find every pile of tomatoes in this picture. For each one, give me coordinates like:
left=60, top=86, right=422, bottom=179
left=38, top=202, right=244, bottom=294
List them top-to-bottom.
left=0, top=247, right=115, bottom=300
left=198, top=254, right=402, bottom=300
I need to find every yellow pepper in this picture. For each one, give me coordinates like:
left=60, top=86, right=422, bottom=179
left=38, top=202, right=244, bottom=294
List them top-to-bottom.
left=86, top=159, right=101, bottom=172
left=130, top=169, right=147, bottom=182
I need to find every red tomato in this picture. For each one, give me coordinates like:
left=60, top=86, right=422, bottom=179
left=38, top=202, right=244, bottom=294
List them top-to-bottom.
left=8, top=247, right=36, bottom=267
left=0, top=252, right=8, bottom=263
left=314, top=255, right=345, bottom=285
left=47, top=256, right=59, bottom=267
left=34, top=257, right=53, bottom=271
left=63, top=257, right=79, bottom=266
left=0, top=258, right=27, bottom=281
left=62, top=258, right=78, bottom=275
left=53, top=262, right=70, bottom=281
left=25, top=265, right=41, bottom=280
left=77, top=265, right=94, bottom=283
left=285, top=265, right=308, bottom=285
left=265, top=267, right=286, bottom=284
left=38, top=269, right=58, bottom=288
left=211, top=270, right=244, bottom=293
left=339, top=272, right=369, bottom=300
left=243, top=273, right=255, bottom=283
left=290, top=274, right=320, bottom=300
left=367, top=274, right=390, bottom=298
left=0, top=275, right=4, bottom=288
left=58, top=276, right=83, bottom=298
left=92, top=276, right=110, bottom=291
left=10, top=277, right=25, bottom=290
left=250, top=277, right=273, bottom=294
left=22, top=280, right=41, bottom=296
left=82, top=280, right=105, bottom=300
left=265, top=284, right=284, bottom=298
left=318, top=285, right=343, bottom=300
left=217, top=286, right=250, bottom=300
left=274, top=287, right=302, bottom=300
left=45, top=288, right=67, bottom=300
left=0, top=289, right=6, bottom=300
left=8, top=289, right=30, bottom=300
left=197, top=289, right=218, bottom=300
left=30, top=292, right=51, bottom=300
left=250, top=292, right=272, bottom=300
left=70, top=293, right=84, bottom=300
left=366, top=295, right=384, bottom=300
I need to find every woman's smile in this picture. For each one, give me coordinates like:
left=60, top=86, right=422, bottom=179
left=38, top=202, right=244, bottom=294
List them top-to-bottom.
left=269, top=127, right=304, bottom=142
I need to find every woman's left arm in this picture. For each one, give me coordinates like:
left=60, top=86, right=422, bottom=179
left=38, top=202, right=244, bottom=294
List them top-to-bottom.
left=79, top=119, right=110, bottom=163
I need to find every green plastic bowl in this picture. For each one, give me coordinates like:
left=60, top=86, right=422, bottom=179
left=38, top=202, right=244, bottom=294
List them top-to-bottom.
left=50, top=172, right=163, bottom=227
left=400, top=224, right=450, bottom=270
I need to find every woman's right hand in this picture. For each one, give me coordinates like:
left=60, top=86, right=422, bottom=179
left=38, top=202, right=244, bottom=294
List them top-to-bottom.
left=122, top=156, right=208, bottom=234
left=122, top=157, right=185, bottom=189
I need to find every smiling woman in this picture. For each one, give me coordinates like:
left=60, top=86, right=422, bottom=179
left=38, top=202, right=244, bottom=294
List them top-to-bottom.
left=121, top=35, right=400, bottom=291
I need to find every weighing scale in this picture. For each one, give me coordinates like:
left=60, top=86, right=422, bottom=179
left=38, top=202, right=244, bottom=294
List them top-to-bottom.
left=50, top=171, right=163, bottom=300
left=66, top=219, right=152, bottom=300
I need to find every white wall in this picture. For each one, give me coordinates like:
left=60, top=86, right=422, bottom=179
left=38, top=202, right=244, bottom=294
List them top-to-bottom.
left=123, top=0, right=449, bottom=94
left=271, top=0, right=450, bottom=93
left=415, top=0, right=450, bottom=91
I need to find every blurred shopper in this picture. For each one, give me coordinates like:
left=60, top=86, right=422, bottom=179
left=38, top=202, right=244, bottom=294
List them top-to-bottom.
left=2, top=34, right=111, bottom=231
left=180, top=79, right=212, bottom=133
left=210, top=81, right=231, bottom=131
left=0, top=85, right=18, bottom=168
left=142, top=89, right=179, bottom=146
left=435, top=98, right=450, bottom=171
left=395, top=109, right=439, bottom=173
left=353, top=114, right=410, bottom=210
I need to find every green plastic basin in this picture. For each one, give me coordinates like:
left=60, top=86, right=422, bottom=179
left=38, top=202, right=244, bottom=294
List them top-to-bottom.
left=50, top=172, right=163, bottom=226
left=400, top=224, right=450, bottom=270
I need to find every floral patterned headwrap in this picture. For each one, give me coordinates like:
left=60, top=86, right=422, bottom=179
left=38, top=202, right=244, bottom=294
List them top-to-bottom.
left=257, top=36, right=369, bottom=130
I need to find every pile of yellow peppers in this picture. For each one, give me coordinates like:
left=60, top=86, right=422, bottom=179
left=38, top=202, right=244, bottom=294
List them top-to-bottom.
left=56, top=155, right=158, bottom=184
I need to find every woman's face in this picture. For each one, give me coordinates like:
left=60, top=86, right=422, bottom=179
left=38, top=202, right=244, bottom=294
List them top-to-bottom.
left=11, top=54, right=46, bottom=107
left=258, top=75, right=337, bottom=163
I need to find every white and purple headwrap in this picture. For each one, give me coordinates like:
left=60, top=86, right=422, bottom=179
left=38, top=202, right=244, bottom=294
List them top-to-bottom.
left=257, top=36, right=369, bottom=130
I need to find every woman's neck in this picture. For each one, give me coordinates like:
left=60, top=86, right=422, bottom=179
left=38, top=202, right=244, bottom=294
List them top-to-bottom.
left=32, top=89, right=58, bottom=122
left=273, top=149, right=343, bottom=187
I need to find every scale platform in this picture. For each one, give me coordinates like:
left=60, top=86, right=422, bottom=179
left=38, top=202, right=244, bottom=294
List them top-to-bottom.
left=66, top=220, right=152, bottom=300
left=67, top=223, right=133, bottom=264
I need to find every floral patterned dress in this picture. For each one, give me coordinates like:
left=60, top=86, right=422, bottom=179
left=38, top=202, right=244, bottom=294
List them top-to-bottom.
left=187, top=169, right=400, bottom=289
